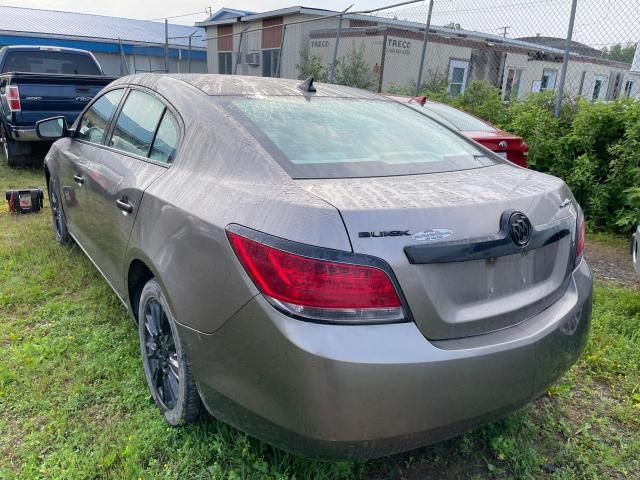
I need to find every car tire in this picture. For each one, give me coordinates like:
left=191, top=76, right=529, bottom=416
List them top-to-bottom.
left=48, top=177, right=71, bottom=245
left=138, top=278, right=202, bottom=425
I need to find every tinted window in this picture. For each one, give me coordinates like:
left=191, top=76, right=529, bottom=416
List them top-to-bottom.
left=262, top=50, right=280, bottom=77
left=3, top=51, right=101, bottom=75
left=218, top=52, right=233, bottom=74
left=77, top=89, right=124, bottom=144
left=109, top=90, right=165, bottom=157
left=224, top=97, right=494, bottom=179
left=421, top=103, right=495, bottom=132
left=150, top=111, right=179, bottom=164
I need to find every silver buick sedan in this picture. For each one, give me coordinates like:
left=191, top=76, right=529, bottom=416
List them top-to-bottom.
left=38, top=74, right=592, bottom=460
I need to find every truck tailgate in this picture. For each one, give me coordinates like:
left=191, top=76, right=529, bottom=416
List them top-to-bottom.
left=5, top=72, right=116, bottom=126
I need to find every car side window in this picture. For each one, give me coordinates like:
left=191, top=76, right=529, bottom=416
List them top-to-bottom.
left=76, top=89, right=124, bottom=145
left=109, top=90, right=165, bottom=157
left=149, top=111, right=179, bottom=164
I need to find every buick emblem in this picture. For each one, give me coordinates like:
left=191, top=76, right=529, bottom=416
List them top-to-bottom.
left=498, top=140, right=508, bottom=149
left=508, top=211, right=531, bottom=246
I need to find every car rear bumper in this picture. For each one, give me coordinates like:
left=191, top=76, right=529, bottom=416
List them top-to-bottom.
left=176, top=260, right=592, bottom=460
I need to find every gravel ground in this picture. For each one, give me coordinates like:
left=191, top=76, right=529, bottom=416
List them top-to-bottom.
left=585, top=236, right=638, bottom=288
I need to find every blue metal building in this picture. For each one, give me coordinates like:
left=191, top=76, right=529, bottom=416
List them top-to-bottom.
left=0, top=5, right=208, bottom=76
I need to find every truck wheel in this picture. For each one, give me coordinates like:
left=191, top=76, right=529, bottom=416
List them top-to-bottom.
left=1, top=128, right=28, bottom=167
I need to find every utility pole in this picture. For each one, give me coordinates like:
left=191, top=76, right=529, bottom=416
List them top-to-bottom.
left=498, top=26, right=510, bottom=38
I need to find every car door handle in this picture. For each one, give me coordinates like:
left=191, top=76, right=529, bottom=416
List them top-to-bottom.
left=73, top=174, right=84, bottom=185
left=115, top=197, right=133, bottom=214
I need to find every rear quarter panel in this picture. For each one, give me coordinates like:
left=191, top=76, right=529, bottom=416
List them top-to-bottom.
left=126, top=78, right=351, bottom=333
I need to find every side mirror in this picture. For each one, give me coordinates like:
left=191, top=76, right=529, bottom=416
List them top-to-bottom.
left=36, top=116, right=69, bottom=140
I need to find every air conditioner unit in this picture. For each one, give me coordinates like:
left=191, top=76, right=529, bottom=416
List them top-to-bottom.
left=245, top=52, right=260, bottom=65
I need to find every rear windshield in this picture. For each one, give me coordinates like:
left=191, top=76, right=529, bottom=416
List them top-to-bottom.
left=2, top=51, right=101, bottom=75
left=223, top=97, right=495, bottom=179
left=420, top=103, right=496, bottom=132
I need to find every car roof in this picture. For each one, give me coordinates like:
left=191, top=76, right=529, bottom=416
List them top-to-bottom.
left=113, top=74, right=388, bottom=99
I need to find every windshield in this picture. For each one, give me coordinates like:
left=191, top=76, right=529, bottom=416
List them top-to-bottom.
left=3, top=51, right=101, bottom=75
left=224, top=97, right=495, bottom=179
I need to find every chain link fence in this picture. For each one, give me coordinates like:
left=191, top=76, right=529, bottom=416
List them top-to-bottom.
left=203, top=0, right=639, bottom=114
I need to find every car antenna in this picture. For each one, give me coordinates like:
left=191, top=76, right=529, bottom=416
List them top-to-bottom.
left=298, top=76, right=316, bottom=93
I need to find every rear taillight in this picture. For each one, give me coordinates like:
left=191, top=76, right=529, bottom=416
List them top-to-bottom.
left=6, top=85, right=21, bottom=112
left=575, top=214, right=585, bottom=267
left=227, top=229, right=405, bottom=323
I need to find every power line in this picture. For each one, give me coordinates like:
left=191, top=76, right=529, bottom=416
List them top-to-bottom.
left=149, top=7, right=212, bottom=22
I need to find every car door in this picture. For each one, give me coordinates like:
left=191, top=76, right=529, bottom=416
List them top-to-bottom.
left=58, top=88, right=126, bottom=249
left=80, top=88, right=179, bottom=297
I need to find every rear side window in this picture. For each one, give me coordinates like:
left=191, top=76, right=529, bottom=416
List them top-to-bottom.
left=2, top=51, right=101, bottom=75
left=76, top=89, right=124, bottom=145
left=109, top=90, right=165, bottom=157
left=224, top=97, right=494, bottom=179
left=149, top=111, right=179, bottom=164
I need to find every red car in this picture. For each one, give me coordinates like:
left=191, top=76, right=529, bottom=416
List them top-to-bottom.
left=385, top=95, right=529, bottom=167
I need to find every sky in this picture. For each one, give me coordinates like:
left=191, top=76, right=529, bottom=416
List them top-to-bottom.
left=1, top=0, right=637, bottom=47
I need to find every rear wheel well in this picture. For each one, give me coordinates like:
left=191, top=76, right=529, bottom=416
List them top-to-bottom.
left=128, top=260, right=154, bottom=322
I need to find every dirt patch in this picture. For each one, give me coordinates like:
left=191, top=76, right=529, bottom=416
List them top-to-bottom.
left=584, top=238, right=637, bottom=288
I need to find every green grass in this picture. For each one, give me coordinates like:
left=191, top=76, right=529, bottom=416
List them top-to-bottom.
left=1, top=163, right=639, bottom=479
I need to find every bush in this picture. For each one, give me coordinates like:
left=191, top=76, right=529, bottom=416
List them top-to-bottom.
left=335, top=43, right=375, bottom=91
left=295, top=49, right=328, bottom=82
left=387, top=71, right=449, bottom=99
left=505, top=91, right=567, bottom=174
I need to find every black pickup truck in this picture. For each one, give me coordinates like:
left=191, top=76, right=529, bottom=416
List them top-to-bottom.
left=0, top=46, right=116, bottom=166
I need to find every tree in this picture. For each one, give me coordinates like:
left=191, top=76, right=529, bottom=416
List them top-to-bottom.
left=601, top=42, right=637, bottom=64
left=335, top=43, right=375, bottom=90
left=295, top=49, right=328, bottom=82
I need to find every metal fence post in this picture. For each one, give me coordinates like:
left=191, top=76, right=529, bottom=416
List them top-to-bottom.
left=415, top=0, right=435, bottom=96
left=555, top=0, right=579, bottom=117
left=329, top=14, right=343, bottom=83
left=164, top=19, right=169, bottom=73
left=276, top=24, right=286, bottom=78
left=378, top=29, right=389, bottom=93
left=235, top=31, right=244, bottom=75
left=188, top=35, right=192, bottom=73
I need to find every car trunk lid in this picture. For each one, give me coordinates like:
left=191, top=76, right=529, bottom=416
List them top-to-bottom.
left=466, top=131, right=529, bottom=167
left=298, top=164, right=577, bottom=340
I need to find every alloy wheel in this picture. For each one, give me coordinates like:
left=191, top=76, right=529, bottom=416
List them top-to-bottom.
left=49, top=189, right=63, bottom=239
left=142, top=299, right=180, bottom=409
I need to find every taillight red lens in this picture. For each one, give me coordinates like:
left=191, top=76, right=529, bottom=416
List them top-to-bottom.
left=6, top=86, right=21, bottom=112
left=575, top=216, right=585, bottom=267
left=227, top=230, right=404, bottom=322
